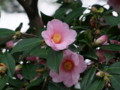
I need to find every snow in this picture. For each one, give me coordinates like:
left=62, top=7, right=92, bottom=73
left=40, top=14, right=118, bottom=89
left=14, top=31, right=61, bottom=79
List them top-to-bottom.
left=0, top=0, right=107, bottom=32
left=0, top=11, right=29, bottom=32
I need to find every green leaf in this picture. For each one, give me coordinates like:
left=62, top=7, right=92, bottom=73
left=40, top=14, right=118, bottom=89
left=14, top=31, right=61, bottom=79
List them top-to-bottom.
left=54, top=7, right=68, bottom=19
left=64, top=8, right=85, bottom=24
left=104, top=16, right=120, bottom=26
left=15, top=23, right=23, bottom=31
left=0, top=28, right=15, bottom=38
left=11, top=38, right=42, bottom=53
left=101, top=44, right=120, bottom=51
left=30, top=46, right=48, bottom=58
left=47, top=49, right=63, bottom=73
left=83, top=49, right=98, bottom=60
left=103, top=52, right=115, bottom=64
left=0, top=53, right=15, bottom=77
left=106, top=62, right=120, bottom=75
left=22, top=63, right=37, bottom=80
left=81, top=66, right=96, bottom=90
left=110, top=75, right=120, bottom=90
left=0, top=76, right=8, bottom=90
left=26, top=76, right=44, bottom=90
left=8, top=77, right=24, bottom=88
left=87, top=80, right=105, bottom=90
left=48, top=82, right=68, bottom=90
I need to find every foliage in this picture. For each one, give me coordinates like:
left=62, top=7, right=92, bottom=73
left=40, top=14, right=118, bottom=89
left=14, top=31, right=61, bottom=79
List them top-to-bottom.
left=0, top=0, right=120, bottom=90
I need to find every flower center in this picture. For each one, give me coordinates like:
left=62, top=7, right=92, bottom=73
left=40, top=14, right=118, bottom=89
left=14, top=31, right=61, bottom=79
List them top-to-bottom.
left=52, top=33, right=61, bottom=44
left=63, top=60, right=74, bottom=71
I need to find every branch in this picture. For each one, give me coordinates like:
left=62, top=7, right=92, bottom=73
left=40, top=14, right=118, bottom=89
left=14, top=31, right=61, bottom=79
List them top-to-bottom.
left=17, top=0, right=34, bottom=16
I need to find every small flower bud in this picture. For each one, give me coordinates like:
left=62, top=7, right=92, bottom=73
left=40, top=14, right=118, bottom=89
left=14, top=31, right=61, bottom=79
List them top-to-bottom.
left=91, top=6, right=97, bottom=13
left=95, top=29, right=101, bottom=35
left=94, top=35, right=108, bottom=45
left=6, top=41, right=14, bottom=49
left=26, top=56, right=39, bottom=62
left=0, top=63, right=7, bottom=75
left=15, top=64, right=23, bottom=72
left=96, top=71, right=105, bottom=77
left=16, top=73, right=23, bottom=80
left=104, top=76, right=110, bottom=83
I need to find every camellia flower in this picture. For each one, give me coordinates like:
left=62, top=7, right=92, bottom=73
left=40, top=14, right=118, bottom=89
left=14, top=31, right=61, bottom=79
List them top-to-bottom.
left=107, top=0, right=120, bottom=11
left=41, top=19, right=77, bottom=51
left=94, top=35, right=108, bottom=46
left=50, top=50, right=87, bottom=87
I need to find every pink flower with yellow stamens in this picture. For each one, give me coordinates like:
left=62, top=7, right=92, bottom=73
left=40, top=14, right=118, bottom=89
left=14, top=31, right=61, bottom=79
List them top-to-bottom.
left=41, top=19, right=77, bottom=51
left=50, top=50, right=87, bottom=87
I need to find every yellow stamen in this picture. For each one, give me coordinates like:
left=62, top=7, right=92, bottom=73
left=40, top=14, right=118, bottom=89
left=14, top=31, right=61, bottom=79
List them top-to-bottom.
left=52, top=33, right=61, bottom=44
left=63, top=60, right=74, bottom=71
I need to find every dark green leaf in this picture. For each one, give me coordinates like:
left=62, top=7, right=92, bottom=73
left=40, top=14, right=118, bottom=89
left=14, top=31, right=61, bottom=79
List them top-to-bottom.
left=54, top=8, right=68, bottom=19
left=64, top=8, right=85, bottom=24
left=104, top=16, right=120, bottom=26
left=15, top=23, right=23, bottom=31
left=0, top=28, right=15, bottom=38
left=11, top=38, right=42, bottom=53
left=101, top=44, right=120, bottom=51
left=30, top=46, right=48, bottom=58
left=47, top=49, right=63, bottom=73
left=104, top=52, right=115, bottom=64
left=0, top=53, right=15, bottom=77
left=106, top=62, right=120, bottom=75
left=22, top=63, right=37, bottom=80
left=81, top=66, right=96, bottom=90
left=110, top=75, right=120, bottom=90
left=0, top=76, right=8, bottom=90
left=26, top=76, right=44, bottom=89
left=8, top=77, right=24, bottom=88
left=87, top=80, right=105, bottom=90
left=48, top=82, right=68, bottom=90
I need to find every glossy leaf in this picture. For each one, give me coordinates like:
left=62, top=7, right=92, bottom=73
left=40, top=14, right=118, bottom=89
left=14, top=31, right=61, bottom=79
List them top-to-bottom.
left=0, top=28, right=15, bottom=38
left=11, top=38, right=42, bottom=53
left=101, top=44, right=120, bottom=51
left=47, top=49, right=63, bottom=73
left=0, top=53, right=15, bottom=77
left=106, top=62, right=120, bottom=74
left=22, top=63, right=37, bottom=80
left=81, top=66, right=96, bottom=90
left=110, top=75, right=120, bottom=90
left=0, top=76, right=8, bottom=90
left=87, top=80, right=105, bottom=90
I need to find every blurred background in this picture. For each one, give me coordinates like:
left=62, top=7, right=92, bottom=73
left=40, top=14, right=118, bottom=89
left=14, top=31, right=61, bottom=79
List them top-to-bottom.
left=0, top=0, right=107, bottom=32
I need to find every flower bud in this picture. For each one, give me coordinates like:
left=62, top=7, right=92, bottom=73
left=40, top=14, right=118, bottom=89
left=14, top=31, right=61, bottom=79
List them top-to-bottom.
left=91, top=6, right=97, bottom=13
left=94, top=35, right=108, bottom=45
left=6, top=41, right=14, bottom=49
left=26, top=56, right=39, bottom=62
left=0, top=63, right=7, bottom=75
left=15, top=64, right=23, bottom=72
left=96, top=71, right=105, bottom=77
left=16, top=73, right=23, bottom=80
left=104, top=76, right=110, bottom=83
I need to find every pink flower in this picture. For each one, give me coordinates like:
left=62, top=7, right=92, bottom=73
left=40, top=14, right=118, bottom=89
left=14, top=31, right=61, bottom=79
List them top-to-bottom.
left=107, top=0, right=120, bottom=11
left=41, top=19, right=77, bottom=51
left=94, top=35, right=108, bottom=45
left=6, top=41, right=14, bottom=49
left=50, top=50, right=87, bottom=87
left=26, top=56, right=39, bottom=62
